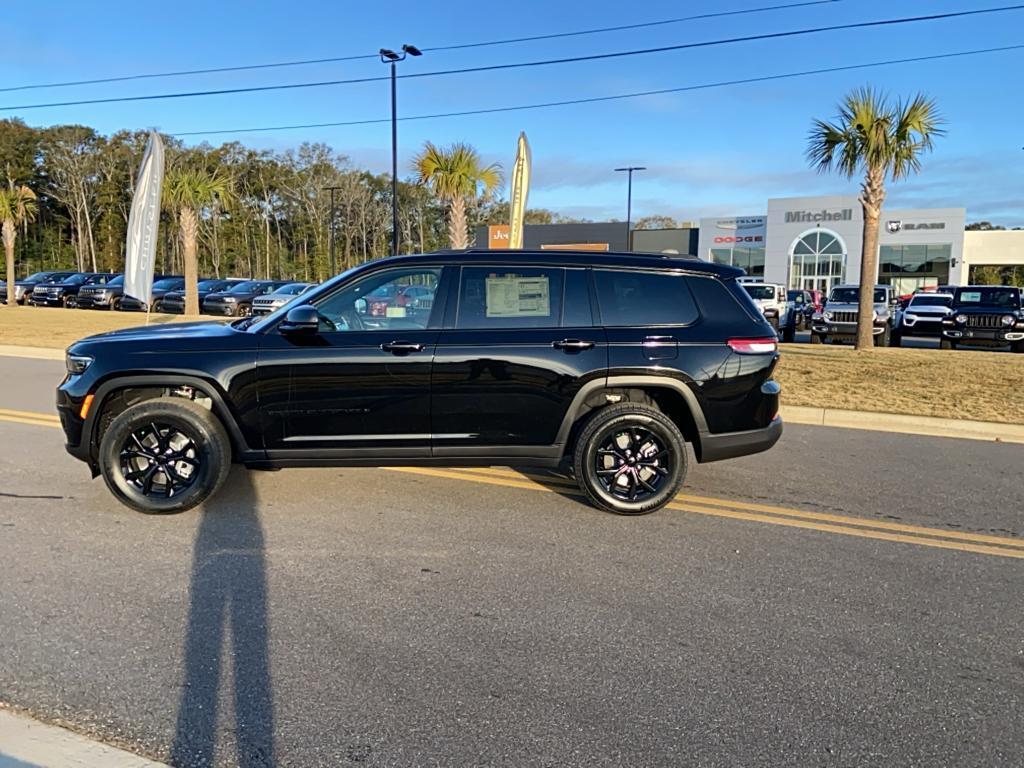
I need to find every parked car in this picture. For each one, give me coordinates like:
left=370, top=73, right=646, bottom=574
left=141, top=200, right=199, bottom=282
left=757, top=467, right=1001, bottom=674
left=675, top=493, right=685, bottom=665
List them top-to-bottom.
left=56, top=249, right=783, bottom=516
left=2, top=271, right=74, bottom=305
left=30, top=272, right=116, bottom=308
left=77, top=273, right=127, bottom=310
left=117, top=276, right=185, bottom=312
left=160, top=278, right=246, bottom=314
left=202, top=280, right=292, bottom=317
left=740, top=280, right=795, bottom=342
left=251, top=282, right=316, bottom=316
left=811, top=284, right=898, bottom=346
left=941, top=285, right=1024, bottom=352
left=786, top=289, right=821, bottom=330
left=896, top=292, right=954, bottom=340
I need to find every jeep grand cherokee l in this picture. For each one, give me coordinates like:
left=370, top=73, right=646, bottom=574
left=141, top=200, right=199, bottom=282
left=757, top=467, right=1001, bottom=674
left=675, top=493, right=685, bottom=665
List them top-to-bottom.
left=57, top=250, right=783, bottom=516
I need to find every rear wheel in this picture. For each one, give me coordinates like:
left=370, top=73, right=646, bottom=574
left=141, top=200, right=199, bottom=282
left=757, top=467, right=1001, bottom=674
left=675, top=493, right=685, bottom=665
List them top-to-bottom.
left=98, top=398, right=232, bottom=514
left=573, top=404, right=686, bottom=516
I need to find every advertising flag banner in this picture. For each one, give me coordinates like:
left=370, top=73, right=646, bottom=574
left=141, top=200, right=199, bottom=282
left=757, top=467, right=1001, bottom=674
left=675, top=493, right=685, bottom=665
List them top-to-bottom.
left=124, top=131, right=165, bottom=308
left=508, top=132, right=531, bottom=249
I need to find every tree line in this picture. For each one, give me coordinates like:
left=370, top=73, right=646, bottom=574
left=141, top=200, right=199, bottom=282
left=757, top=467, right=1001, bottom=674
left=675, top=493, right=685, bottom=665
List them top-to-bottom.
left=0, top=119, right=594, bottom=291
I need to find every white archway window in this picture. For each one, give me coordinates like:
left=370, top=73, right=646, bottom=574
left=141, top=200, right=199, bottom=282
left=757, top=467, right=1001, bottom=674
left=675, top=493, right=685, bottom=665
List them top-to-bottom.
left=789, top=229, right=847, bottom=291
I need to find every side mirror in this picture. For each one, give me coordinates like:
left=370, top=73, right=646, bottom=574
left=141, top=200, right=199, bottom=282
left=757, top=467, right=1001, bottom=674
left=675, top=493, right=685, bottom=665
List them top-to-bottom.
left=279, top=304, right=319, bottom=335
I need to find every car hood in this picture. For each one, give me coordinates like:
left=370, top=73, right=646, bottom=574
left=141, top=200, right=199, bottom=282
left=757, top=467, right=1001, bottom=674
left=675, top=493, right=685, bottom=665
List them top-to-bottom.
left=206, top=291, right=256, bottom=301
left=824, top=302, right=887, bottom=312
left=953, top=305, right=1022, bottom=314
left=905, top=306, right=951, bottom=315
left=72, top=320, right=235, bottom=348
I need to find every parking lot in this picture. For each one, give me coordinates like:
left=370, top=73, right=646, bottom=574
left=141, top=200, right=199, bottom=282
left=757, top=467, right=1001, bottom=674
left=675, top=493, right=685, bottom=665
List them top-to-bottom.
left=1, top=353, right=1022, bottom=766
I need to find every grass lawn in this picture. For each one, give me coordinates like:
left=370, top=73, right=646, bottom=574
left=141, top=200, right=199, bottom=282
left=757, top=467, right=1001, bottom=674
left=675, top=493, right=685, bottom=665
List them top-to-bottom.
left=0, top=305, right=216, bottom=349
left=2, top=305, right=1021, bottom=424
left=776, top=343, right=1024, bottom=424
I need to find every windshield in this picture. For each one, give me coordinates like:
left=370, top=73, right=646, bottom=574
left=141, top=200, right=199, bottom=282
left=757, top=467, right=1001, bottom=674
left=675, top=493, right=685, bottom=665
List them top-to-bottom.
left=25, top=272, right=52, bottom=282
left=61, top=274, right=88, bottom=285
left=106, top=274, right=124, bottom=286
left=152, top=278, right=183, bottom=290
left=198, top=279, right=226, bottom=290
left=226, top=281, right=259, bottom=293
left=276, top=283, right=310, bottom=296
left=743, top=285, right=776, bottom=301
left=954, top=287, right=1021, bottom=308
left=830, top=288, right=887, bottom=303
left=909, top=295, right=952, bottom=308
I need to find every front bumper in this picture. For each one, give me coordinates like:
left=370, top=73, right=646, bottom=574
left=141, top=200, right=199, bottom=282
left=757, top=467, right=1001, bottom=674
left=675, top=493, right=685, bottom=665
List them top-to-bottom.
left=77, top=294, right=112, bottom=308
left=203, top=302, right=238, bottom=316
left=899, top=318, right=946, bottom=336
left=811, top=321, right=885, bottom=336
left=942, top=327, right=1024, bottom=344
left=698, top=416, right=783, bottom=463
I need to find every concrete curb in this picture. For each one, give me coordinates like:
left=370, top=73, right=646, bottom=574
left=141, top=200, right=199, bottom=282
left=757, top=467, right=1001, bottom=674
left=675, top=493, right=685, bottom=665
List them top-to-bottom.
left=0, top=345, right=63, bottom=361
left=780, top=405, right=1024, bottom=445
left=0, top=709, right=167, bottom=767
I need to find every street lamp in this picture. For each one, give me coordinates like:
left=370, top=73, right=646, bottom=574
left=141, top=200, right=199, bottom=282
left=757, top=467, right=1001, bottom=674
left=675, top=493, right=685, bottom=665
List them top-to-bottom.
left=380, top=43, right=422, bottom=257
left=614, top=166, right=646, bottom=250
left=323, top=185, right=343, bottom=276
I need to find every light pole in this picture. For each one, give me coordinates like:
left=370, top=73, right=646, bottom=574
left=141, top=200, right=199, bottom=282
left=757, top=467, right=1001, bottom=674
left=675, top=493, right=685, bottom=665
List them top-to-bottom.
left=380, top=44, right=422, bottom=257
left=614, top=166, right=646, bottom=250
left=323, top=185, right=343, bottom=276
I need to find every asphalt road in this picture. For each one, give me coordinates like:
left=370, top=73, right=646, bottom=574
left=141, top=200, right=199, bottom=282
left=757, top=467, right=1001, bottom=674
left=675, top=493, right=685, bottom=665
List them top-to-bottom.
left=1, top=357, right=1022, bottom=767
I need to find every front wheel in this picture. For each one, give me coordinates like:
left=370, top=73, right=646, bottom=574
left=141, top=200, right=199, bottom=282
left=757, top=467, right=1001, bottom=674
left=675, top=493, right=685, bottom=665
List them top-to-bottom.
left=236, top=303, right=252, bottom=318
left=874, top=325, right=891, bottom=347
left=810, top=333, right=824, bottom=345
left=940, top=338, right=956, bottom=351
left=1012, top=341, right=1024, bottom=354
left=98, top=398, right=232, bottom=514
left=573, top=404, right=686, bottom=516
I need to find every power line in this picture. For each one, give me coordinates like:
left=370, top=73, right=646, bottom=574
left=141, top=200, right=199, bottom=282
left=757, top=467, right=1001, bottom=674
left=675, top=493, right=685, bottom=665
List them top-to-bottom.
left=0, top=1, right=841, bottom=94
left=0, top=5, right=1020, bottom=112
left=172, top=45, right=1024, bottom=137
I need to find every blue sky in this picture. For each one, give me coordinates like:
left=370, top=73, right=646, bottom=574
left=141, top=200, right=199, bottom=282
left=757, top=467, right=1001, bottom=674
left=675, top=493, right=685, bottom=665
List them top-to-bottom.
left=2, top=0, right=1022, bottom=225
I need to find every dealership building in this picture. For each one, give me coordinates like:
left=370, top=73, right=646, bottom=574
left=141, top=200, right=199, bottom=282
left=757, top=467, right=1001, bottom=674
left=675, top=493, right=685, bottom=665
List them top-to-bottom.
left=478, top=193, right=1024, bottom=291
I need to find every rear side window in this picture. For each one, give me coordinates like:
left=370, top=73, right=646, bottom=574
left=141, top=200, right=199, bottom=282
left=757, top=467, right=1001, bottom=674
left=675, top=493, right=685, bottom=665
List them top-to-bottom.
left=457, top=267, right=564, bottom=329
left=594, top=269, right=697, bottom=327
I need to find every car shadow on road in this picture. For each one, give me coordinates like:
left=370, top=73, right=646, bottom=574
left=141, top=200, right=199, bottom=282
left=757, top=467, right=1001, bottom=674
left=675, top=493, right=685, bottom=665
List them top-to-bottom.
left=170, top=469, right=275, bottom=768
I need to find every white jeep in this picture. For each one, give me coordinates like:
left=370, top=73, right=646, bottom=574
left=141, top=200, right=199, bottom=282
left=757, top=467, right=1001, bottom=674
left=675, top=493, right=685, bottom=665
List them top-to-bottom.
left=739, top=279, right=795, bottom=342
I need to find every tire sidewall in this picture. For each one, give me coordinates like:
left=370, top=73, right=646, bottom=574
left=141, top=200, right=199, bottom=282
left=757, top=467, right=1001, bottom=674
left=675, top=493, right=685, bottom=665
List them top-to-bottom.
left=99, top=401, right=230, bottom=514
left=577, top=410, right=685, bottom=515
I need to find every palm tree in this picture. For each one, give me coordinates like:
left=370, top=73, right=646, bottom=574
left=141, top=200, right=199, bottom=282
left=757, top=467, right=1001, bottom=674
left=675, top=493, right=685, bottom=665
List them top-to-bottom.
left=807, top=87, right=943, bottom=349
left=412, top=142, right=501, bottom=249
left=163, top=169, right=234, bottom=315
left=0, top=184, right=37, bottom=306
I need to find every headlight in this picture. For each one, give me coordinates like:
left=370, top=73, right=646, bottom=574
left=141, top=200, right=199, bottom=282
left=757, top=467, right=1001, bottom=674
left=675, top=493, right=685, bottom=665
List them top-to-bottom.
left=222, top=296, right=237, bottom=302
left=823, top=311, right=832, bottom=320
left=903, top=314, right=916, bottom=322
left=955, top=314, right=968, bottom=324
left=1001, top=314, right=1015, bottom=327
left=66, top=353, right=93, bottom=375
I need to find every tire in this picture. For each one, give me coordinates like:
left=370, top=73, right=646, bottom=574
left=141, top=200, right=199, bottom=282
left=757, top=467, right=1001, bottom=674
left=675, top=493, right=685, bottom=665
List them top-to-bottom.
left=111, top=297, right=122, bottom=311
left=236, top=303, right=252, bottom=318
left=781, top=321, right=796, bottom=344
left=874, top=325, right=891, bottom=347
left=890, top=330, right=902, bottom=348
left=810, top=333, right=824, bottom=345
left=940, top=338, right=956, bottom=351
left=1012, top=341, right=1024, bottom=354
left=98, top=397, right=232, bottom=514
left=572, top=404, right=687, bottom=516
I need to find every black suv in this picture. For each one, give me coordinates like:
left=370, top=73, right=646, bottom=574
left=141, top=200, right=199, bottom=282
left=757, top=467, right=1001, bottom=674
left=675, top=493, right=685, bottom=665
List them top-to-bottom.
left=57, top=250, right=783, bottom=516
left=31, top=272, right=116, bottom=307
left=118, top=275, right=185, bottom=312
left=161, top=278, right=246, bottom=314
left=941, top=285, right=1024, bottom=352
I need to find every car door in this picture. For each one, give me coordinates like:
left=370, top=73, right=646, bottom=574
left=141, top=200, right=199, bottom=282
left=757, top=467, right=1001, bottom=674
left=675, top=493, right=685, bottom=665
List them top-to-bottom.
left=257, top=265, right=450, bottom=458
left=430, top=265, right=606, bottom=455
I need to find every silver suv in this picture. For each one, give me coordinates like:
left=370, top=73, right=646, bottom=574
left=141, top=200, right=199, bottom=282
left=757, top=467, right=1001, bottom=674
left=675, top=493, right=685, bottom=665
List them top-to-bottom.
left=811, top=284, right=898, bottom=346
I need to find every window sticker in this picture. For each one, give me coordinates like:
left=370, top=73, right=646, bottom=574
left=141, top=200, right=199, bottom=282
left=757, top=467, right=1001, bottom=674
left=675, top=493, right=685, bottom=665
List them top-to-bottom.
left=485, top=274, right=551, bottom=317
left=960, top=292, right=981, bottom=303
left=385, top=306, right=407, bottom=318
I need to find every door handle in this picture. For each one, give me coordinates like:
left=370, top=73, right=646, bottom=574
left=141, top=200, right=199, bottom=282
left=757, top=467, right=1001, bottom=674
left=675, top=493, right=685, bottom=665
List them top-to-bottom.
left=552, top=339, right=595, bottom=351
left=381, top=340, right=425, bottom=354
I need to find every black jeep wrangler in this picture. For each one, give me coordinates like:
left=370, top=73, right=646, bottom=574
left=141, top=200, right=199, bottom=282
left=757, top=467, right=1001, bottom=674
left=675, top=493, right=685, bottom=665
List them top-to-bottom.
left=57, top=250, right=783, bottom=516
left=941, top=285, right=1024, bottom=352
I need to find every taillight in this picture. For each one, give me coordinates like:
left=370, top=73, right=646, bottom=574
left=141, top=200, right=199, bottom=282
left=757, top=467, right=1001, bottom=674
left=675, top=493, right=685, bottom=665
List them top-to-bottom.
left=727, top=338, right=778, bottom=355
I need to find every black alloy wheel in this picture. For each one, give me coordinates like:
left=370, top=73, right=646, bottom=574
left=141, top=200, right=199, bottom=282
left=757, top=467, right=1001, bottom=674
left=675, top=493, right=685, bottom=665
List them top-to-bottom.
left=236, top=303, right=252, bottom=317
left=99, top=398, right=232, bottom=514
left=573, top=404, right=686, bottom=515
left=119, top=422, right=201, bottom=500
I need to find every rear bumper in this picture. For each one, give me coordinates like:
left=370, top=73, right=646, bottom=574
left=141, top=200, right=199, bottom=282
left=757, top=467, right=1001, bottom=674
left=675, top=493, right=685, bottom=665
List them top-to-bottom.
left=698, top=416, right=783, bottom=463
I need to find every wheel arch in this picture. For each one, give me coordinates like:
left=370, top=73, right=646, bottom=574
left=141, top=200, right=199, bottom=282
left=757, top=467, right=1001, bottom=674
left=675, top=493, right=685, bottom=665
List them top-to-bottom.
left=86, top=374, right=251, bottom=460
left=556, top=376, right=708, bottom=459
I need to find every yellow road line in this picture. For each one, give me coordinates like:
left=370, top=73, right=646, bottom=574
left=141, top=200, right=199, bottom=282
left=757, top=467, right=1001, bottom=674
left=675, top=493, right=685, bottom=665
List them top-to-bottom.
left=0, top=407, right=61, bottom=424
left=387, top=466, right=1024, bottom=560
left=454, top=466, right=1024, bottom=551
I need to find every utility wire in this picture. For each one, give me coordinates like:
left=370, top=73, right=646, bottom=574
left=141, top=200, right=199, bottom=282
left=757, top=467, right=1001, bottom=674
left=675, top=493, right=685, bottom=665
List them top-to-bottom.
left=0, top=1, right=841, bottom=94
left=0, top=5, right=1020, bottom=112
left=173, top=44, right=1024, bottom=136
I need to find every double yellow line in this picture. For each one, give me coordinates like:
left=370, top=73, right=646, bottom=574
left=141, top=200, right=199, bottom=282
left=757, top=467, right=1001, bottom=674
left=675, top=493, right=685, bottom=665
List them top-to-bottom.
left=3, top=406, right=1020, bottom=559
left=0, top=407, right=61, bottom=429
left=388, top=466, right=1024, bottom=561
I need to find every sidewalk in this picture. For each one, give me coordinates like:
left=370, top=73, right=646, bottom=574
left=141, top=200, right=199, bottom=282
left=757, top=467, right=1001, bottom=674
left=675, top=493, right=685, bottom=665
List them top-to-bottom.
left=0, top=709, right=166, bottom=768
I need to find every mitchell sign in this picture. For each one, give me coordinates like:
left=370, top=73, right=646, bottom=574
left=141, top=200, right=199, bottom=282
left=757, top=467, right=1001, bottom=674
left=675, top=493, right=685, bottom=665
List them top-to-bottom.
left=784, top=208, right=853, bottom=224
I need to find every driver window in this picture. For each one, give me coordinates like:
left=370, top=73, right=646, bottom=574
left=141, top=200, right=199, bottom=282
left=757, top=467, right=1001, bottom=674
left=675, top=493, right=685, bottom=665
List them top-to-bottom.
left=314, top=268, right=441, bottom=332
